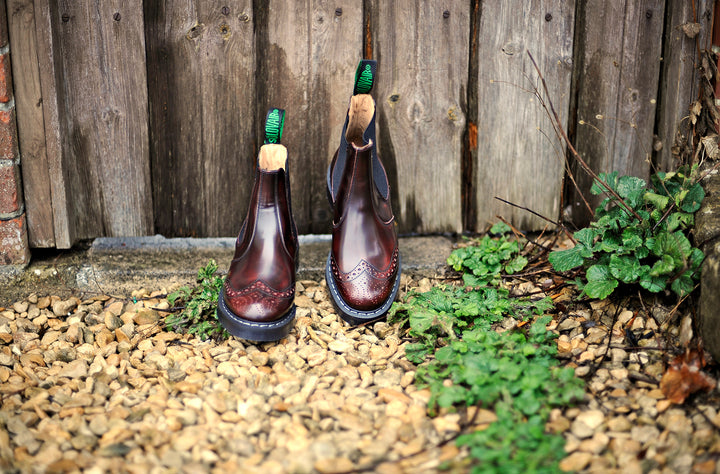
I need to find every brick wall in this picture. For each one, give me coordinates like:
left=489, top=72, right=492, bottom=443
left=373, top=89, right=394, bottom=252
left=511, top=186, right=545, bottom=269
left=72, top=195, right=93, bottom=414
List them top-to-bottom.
left=0, top=0, right=29, bottom=265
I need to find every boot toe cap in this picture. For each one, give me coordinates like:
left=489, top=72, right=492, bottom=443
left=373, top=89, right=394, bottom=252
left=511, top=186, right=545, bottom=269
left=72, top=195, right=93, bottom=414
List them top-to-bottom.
left=336, top=273, right=397, bottom=311
left=224, top=280, right=294, bottom=323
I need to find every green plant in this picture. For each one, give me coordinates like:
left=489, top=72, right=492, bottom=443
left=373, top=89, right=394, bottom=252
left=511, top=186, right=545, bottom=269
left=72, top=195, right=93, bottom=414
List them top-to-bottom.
left=549, top=166, right=705, bottom=299
left=447, top=222, right=528, bottom=287
left=391, top=223, right=547, bottom=363
left=390, top=225, right=584, bottom=473
left=166, top=259, right=228, bottom=341
left=389, top=285, right=552, bottom=364
left=426, top=317, right=584, bottom=473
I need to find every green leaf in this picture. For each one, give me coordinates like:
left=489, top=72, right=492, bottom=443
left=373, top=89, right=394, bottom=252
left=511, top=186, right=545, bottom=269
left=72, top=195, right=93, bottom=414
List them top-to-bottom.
left=592, top=171, right=618, bottom=195
left=617, top=175, right=646, bottom=207
left=680, top=183, right=705, bottom=213
left=644, top=191, right=670, bottom=210
left=666, top=212, right=694, bottom=232
left=490, top=221, right=511, bottom=235
left=574, top=228, right=597, bottom=247
left=621, top=228, right=644, bottom=251
left=597, top=232, right=622, bottom=253
left=652, top=232, right=686, bottom=263
left=548, top=245, right=586, bottom=272
left=689, top=247, right=705, bottom=270
left=446, top=249, right=466, bottom=271
left=609, top=254, right=642, bottom=283
left=649, top=254, right=676, bottom=277
left=505, top=255, right=528, bottom=274
left=198, top=259, right=219, bottom=280
left=586, top=263, right=613, bottom=282
left=584, top=264, right=618, bottom=299
left=462, top=273, right=485, bottom=287
left=671, top=273, right=695, bottom=297
left=639, top=274, right=666, bottom=292
left=167, top=287, right=190, bottom=306
left=408, top=308, right=438, bottom=335
left=405, top=343, right=431, bottom=364
left=436, top=385, right=468, bottom=408
left=516, top=390, right=542, bottom=416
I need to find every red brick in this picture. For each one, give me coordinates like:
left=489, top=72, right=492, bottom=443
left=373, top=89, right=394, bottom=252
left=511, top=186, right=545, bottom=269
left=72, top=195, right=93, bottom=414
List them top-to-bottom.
left=0, top=53, right=12, bottom=103
left=0, top=108, right=17, bottom=160
left=0, top=162, right=21, bottom=214
left=0, top=215, right=30, bottom=265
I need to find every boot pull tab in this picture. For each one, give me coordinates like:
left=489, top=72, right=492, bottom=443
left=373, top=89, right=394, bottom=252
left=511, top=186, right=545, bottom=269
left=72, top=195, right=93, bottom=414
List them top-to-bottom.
left=353, top=60, right=376, bottom=95
left=264, top=108, right=286, bottom=144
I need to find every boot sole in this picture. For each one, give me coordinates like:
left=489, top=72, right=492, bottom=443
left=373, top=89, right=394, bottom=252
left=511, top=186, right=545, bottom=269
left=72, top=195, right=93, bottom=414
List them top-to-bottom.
left=325, top=252, right=402, bottom=326
left=217, top=292, right=295, bottom=342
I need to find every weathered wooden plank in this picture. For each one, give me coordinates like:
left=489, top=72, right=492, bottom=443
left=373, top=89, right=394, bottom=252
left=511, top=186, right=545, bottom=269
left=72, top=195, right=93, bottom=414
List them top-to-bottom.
left=7, top=0, right=54, bottom=247
left=33, top=0, right=72, bottom=248
left=35, top=0, right=153, bottom=245
left=145, top=0, right=255, bottom=237
left=256, top=0, right=363, bottom=234
left=371, top=0, right=468, bottom=234
left=571, top=0, right=665, bottom=225
left=655, top=0, right=713, bottom=172
left=51, top=1, right=152, bottom=238
left=475, top=1, right=575, bottom=231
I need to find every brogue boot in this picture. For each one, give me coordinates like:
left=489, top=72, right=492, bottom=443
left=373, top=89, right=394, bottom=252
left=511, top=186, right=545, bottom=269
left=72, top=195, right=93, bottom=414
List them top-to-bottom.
left=325, top=60, right=401, bottom=325
left=217, top=108, right=298, bottom=341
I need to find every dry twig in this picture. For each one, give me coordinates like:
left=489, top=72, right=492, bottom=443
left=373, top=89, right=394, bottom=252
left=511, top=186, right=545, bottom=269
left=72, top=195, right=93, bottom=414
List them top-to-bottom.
left=526, top=51, right=643, bottom=222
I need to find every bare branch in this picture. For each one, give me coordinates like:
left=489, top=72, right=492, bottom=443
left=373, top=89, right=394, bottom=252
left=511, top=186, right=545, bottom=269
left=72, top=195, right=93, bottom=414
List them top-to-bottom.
left=526, top=50, right=643, bottom=222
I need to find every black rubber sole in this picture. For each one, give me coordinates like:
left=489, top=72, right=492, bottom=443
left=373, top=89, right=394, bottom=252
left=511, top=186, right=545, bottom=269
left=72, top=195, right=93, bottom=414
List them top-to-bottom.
left=325, top=252, right=402, bottom=326
left=217, top=291, right=295, bottom=342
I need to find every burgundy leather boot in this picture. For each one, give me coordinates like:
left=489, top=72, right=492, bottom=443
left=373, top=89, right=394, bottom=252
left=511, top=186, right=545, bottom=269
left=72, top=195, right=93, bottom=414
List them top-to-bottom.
left=325, top=60, right=401, bottom=325
left=217, top=108, right=298, bottom=341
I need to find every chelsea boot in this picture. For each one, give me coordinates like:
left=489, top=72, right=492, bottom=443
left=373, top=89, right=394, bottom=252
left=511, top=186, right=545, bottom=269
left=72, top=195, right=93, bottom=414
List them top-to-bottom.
left=325, top=60, right=401, bottom=325
left=217, top=108, right=298, bottom=341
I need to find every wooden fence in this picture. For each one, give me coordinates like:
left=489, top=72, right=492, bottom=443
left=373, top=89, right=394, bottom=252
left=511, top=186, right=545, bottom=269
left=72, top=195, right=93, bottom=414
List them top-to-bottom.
left=7, top=0, right=714, bottom=248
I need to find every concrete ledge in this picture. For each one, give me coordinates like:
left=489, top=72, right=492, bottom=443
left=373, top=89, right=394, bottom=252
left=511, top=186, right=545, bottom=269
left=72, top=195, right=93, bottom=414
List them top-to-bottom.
left=0, top=235, right=455, bottom=305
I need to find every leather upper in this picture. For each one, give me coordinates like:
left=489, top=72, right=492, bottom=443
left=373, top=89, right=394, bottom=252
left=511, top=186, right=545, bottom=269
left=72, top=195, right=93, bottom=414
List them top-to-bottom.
left=328, top=95, right=399, bottom=311
left=225, top=145, right=297, bottom=322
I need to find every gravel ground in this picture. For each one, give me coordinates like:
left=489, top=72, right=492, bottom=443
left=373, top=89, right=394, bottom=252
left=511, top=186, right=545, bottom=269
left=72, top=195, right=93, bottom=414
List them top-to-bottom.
left=0, top=272, right=718, bottom=473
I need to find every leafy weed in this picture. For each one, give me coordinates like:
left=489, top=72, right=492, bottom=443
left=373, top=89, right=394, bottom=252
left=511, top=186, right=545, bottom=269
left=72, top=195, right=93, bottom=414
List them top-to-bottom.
left=549, top=166, right=705, bottom=299
left=390, top=226, right=584, bottom=473
left=165, top=259, right=228, bottom=341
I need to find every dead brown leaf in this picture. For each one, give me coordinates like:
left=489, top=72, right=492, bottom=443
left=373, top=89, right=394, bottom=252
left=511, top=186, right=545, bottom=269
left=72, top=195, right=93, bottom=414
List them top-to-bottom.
left=680, top=22, right=701, bottom=38
left=690, top=101, right=702, bottom=125
left=700, top=135, right=720, bottom=159
left=660, top=350, right=716, bottom=404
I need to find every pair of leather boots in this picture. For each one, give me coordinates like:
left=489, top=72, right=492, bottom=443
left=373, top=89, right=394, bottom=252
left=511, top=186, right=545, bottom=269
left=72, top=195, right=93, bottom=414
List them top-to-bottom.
left=217, top=60, right=401, bottom=342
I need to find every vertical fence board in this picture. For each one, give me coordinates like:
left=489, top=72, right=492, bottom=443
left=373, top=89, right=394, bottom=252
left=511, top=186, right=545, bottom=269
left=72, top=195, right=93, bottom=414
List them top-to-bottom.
left=7, top=0, right=54, bottom=246
left=33, top=0, right=73, bottom=247
left=145, top=0, right=255, bottom=237
left=256, top=0, right=363, bottom=234
left=370, top=0, right=467, bottom=234
left=571, top=0, right=665, bottom=225
left=655, top=0, right=713, bottom=172
left=48, top=1, right=153, bottom=240
left=475, top=1, right=575, bottom=231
